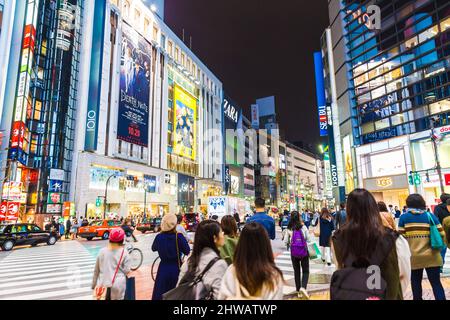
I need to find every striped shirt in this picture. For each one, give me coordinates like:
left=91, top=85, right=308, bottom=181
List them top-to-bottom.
left=398, top=209, right=445, bottom=270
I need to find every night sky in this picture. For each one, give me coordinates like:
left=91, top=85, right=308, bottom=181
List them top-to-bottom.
left=164, top=0, right=330, bottom=147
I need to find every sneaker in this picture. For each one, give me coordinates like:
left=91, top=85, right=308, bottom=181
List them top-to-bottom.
left=299, top=288, right=310, bottom=300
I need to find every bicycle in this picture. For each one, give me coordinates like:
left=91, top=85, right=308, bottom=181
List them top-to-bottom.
left=125, top=236, right=143, bottom=271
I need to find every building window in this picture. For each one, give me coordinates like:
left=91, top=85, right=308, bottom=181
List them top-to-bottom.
left=134, top=9, right=140, bottom=22
left=144, top=18, right=150, bottom=35
left=153, top=26, right=158, bottom=42
left=160, top=34, right=166, bottom=49
left=168, top=41, right=173, bottom=56
left=175, top=48, right=179, bottom=62
left=181, top=53, right=185, bottom=66
left=118, top=140, right=122, bottom=154
left=130, top=143, right=133, bottom=157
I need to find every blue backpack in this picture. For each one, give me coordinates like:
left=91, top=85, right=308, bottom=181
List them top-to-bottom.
left=291, top=229, right=308, bottom=258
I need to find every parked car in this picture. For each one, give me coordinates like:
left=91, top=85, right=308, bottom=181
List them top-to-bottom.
left=182, top=213, right=200, bottom=232
left=136, top=217, right=162, bottom=233
left=77, top=219, right=122, bottom=241
left=0, top=223, right=59, bottom=251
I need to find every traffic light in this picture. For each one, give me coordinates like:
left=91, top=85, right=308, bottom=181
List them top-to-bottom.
left=408, top=173, right=414, bottom=185
left=414, top=173, right=421, bottom=186
left=96, top=197, right=102, bottom=207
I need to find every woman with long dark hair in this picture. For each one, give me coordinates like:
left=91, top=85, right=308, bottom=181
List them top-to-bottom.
left=331, top=189, right=411, bottom=299
left=318, top=208, right=334, bottom=266
left=284, top=211, right=310, bottom=299
left=219, top=215, right=239, bottom=265
left=177, top=220, right=228, bottom=300
left=218, top=222, right=284, bottom=300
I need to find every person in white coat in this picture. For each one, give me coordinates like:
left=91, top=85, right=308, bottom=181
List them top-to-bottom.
left=178, top=220, right=228, bottom=300
left=218, top=222, right=284, bottom=300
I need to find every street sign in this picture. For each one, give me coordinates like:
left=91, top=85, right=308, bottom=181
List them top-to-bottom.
left=445, top=174, right=450, bottom=186
left=48, top=192, right=62, bottom=204
left=6, top=202, right=20, bottom=220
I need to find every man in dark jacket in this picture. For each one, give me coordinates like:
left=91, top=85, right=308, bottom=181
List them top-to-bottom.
left=434, top=193, right=450, bottom=273
left=335, top=202, right=347, bottom=230
left=65, top=219, right=72, bottom=239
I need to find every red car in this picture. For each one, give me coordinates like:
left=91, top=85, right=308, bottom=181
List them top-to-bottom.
left=78, top=219, right=122, bottom=240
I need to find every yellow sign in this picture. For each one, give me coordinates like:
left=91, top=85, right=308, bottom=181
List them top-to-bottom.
left=173, top=85, right=197, bottom=160
left=376, top=177, right=393, bottom=188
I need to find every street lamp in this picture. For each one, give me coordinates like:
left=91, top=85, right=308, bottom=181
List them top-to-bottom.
left=103, top=173, right=118, bottom=219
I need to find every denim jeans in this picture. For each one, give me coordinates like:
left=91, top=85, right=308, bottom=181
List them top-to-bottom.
left=441, top=247, right=447, bottom=272
left=411, top=267, right=446, bottom=300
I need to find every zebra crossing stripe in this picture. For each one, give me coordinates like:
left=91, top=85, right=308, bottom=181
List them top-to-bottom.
left=0, top=257, right=96, bottom=270
left=0, top=265, right=94, bottom=282
left=0, top=273, right=93, bottom=289
left=0, top=279, right=93, bottom=297
left=0, top=287, right=93, bottom=301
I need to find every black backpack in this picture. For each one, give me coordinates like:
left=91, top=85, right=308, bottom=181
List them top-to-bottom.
left=330, top=236, right=396, bottom=300
left=163, top=257, right=220, bottom=300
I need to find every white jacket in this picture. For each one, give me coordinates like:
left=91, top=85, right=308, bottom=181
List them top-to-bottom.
left=283, top=225, right=310, bottom=247
left=178, top=248, right=228, bottom=300
left=218, top=265, right=284, bottom=300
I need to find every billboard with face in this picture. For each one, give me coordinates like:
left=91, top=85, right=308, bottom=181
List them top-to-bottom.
left=117, top=23, right=151, bottom=147
left=173, top=85, right=196, bottom=160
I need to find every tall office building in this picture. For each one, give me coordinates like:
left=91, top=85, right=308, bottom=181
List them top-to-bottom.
left=0, top=0, right=83, bottom=225
left=71, top=0, right=223, bottom=219
left=324, top=0, right=449, bottom=207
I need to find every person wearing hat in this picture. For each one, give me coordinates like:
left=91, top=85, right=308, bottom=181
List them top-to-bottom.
left=151, top=213, right=190, bottom=300
left=92, top=228, right=131, bottom=300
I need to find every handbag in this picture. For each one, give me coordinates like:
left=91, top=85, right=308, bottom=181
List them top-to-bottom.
left=427, top=213, right=445, bottom=250
left=313, top=220, right=321, bottom=237
left=175, top=233, right=181, bottom=270
left=93, top=249, right=125, bottom=300
left=163, top=258, right=220, bottom=300
left=124, top=276, right=136, bottom=300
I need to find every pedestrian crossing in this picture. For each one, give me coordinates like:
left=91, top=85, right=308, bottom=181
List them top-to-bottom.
left=0, top=241, right=97, bottom=300
left=275, top=246, right=335, bottom=295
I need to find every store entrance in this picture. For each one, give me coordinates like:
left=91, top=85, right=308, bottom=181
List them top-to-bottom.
left=371, top=189, right=409, bottom=208
left=128, top=203, right=169, bottom=222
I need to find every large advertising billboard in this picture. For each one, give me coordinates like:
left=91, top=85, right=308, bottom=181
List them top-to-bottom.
left=117, top=23, right=151, bottom=147
left=173, top=85, right=196, bottom=160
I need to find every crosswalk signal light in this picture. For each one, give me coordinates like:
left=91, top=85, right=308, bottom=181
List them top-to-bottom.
left=414, top=173, right=421, bottom=186
left=408, top=174, right=414, bottom=185
left=96, top=197, right=102, bottom=207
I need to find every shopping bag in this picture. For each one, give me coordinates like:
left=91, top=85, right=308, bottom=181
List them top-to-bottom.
left=313, top=222, right=320, bottom=238
left=308, top=243, right=321, bottom=260
left=125, top=277, right=136, bottom=300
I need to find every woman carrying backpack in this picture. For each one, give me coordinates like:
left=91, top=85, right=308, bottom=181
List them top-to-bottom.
left=331, top=189, right=411, bottom=300
left=398, top=194, right=446, bottom=300
left=283, top=211, right=310, bottom=299
left=176, top=220, right=228, bottom=300
left=218, top=222, right=284, bottom=300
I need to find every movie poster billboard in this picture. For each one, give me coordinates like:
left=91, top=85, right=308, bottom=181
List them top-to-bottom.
left=117, top=23, right=151, bottom=147
left=173, top=86, right=197, bottom=160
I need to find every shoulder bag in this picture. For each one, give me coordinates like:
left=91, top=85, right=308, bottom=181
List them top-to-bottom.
left=93, top=249, right=125, bottom=300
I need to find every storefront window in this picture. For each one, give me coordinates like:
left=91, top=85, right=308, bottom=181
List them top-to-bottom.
left=410, top=137, right=450, bottom=171
left=364, top=149, right=407, bottom=178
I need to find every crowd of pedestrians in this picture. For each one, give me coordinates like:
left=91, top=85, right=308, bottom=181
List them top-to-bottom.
left=87, top=190, right=450, bottom=300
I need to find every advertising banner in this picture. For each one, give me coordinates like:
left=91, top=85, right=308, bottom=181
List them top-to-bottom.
left=84, top=0, right=106, bottom=151
left=117, top=23, right=151, bottom=147
left=314, top=51, right=328, bottom=137
left=173, top=86, right=196, bottom=160
left=251, top=104, right=259, bottom=129
left=49, top=168, right=65, bottom=181
left=445, top=174, right=450, bottom=186
left=144, top=175, right=157, bottom=193
left=49, top=180, right=63, bottom=192
left=2, top=182, right=23, bottom=201
left=48, top=192, right=62, bottom=204
left=208, top=197, right=228, bottom=218
left=0, top=202, right=6, bottom=221
left=6, top=202, right=20, bottom=220
left=63, top=202, right=75, bottom=217
left=47, top=204, right=62, bottom=214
